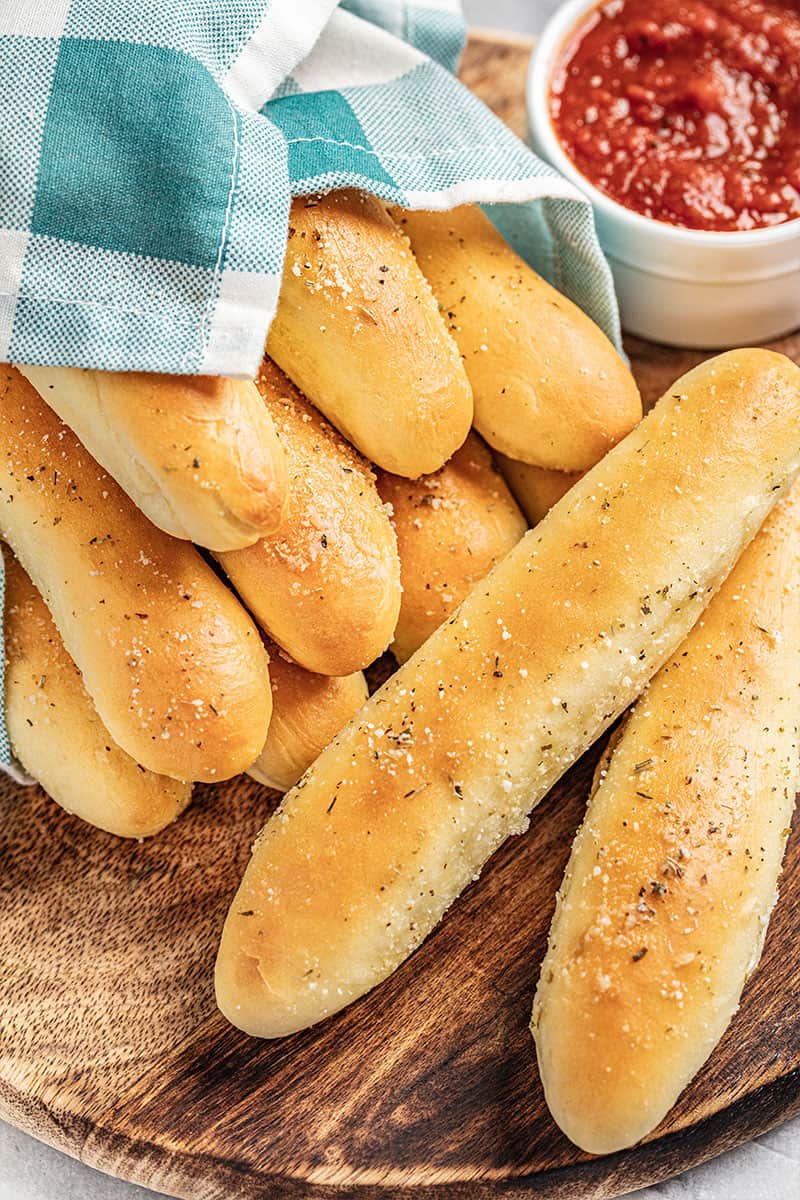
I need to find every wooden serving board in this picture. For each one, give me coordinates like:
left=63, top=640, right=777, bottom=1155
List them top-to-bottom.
left=1, top=33, right=799, bottom=1200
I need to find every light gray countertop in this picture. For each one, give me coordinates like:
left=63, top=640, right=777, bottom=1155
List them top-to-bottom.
left=462, top=0, right=563, bottom=31
left=1, top=3, right=797, bottom=1198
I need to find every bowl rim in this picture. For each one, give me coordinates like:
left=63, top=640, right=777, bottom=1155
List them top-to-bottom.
left=526, top=0, right=800, bottom=248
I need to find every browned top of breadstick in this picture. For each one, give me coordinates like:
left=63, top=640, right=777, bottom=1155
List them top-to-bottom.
left=268, top=190, right=473, bottom=477
left=395, top=205, right=641, bottom=472
left=216, top=349, right=800, bottom=1038
left=218, top=358, right=401, bottom=676
left=0, top=366, right=271, bottom=782
left=19, top=366, right=288, bottom=551
left=377, top=432, right=527, bottom=662
left=532, top=483, right=800, bottom=1154
left=4, top=552, right=193, bottom=838
left=248, top=642, right=368, bottom=793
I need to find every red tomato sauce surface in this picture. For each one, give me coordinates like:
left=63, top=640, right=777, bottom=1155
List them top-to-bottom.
left=550, top=0, right=800, bottom=231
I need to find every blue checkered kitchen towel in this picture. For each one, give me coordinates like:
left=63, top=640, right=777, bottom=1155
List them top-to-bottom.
left=0, top=0, right=620, bottom=773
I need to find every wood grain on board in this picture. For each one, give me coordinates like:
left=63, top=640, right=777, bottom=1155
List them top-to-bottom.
left=1, top=33, right=798, bottom=1200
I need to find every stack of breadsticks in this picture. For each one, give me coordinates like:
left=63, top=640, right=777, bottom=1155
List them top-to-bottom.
left=6, top=190, right=800, bottom=1156
left=7, top=194, right=635, bottom=824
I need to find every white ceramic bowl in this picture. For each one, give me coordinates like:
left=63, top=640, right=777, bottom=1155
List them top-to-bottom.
left=527, top=0, right=800, bottom=348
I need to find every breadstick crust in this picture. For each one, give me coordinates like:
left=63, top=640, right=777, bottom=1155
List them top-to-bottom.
left=267, top=191, right=473, bottom=477
left=394, top=205, right=642, bottom=472
left=215, top=349, right=800, bottom=1038
left=217, top=358, right=401, bottom=676
left=19, top=366, right=288, bottom=552
left=0, top=367, right=272, bottom=782
left=377, top=433, right=527, bottom=663
left=495, top=453, right=583, bottom=526
left=532, top=484, right=800, bottom=1155
left=4, top=554, right=193, bottom=838
left=248, top=643, right=368, bottom=793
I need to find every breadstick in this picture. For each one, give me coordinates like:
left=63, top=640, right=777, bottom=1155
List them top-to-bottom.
left=267, top=191, right=473, bottom=477
left=394, top=205, right=641, bottom=472
left=215, top=349, right=800, bottom=1037
left=217, top=358, right=401, bottom=676
left=0, top=366, right=272, bottom=782
left=18, top=366, right=288, bottom=552
left=377, top=433, right=527, bottom=662
left=495, top=454, right=582, bottom=527
left=532, top=484, right=800, bottom=1154
left=3, top=552, right=193, bottom=838
left=248, top=643, right=368, bottom=793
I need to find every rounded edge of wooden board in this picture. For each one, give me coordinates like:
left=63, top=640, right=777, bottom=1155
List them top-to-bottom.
left=2, top=27, right=799, bottom=1200
left=2, top=1069, right=798, bottom=1200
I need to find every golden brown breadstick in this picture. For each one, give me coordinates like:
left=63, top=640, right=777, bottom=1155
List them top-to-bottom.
left=267, top=191, right=473, bottom=477
left=394, top=205, right=641, bottom=472
left=215, top=349, right=800, bottom=1038
left=217, top=358, right=401, bottom=676
left=0, top=366, right=271, bottom=782
left=18, top=366, right=288, bottom=552
left=377, top=433, right=527, bottom=662
left=495, top=453, right=582, bottom=526
left=533, top=483, right=800, bottom=1154
left=4, top=552, right=193, bottom=838
left=248, top=643, right=368, bottom=792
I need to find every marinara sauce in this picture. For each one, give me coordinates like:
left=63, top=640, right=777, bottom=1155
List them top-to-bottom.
left=550, top=1, right=800, bottom=231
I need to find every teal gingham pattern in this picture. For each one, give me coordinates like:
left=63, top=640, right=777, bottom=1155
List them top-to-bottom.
left=0, top=0, right=621, bottom=774
left=340, top=0, right=466, bottom=70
